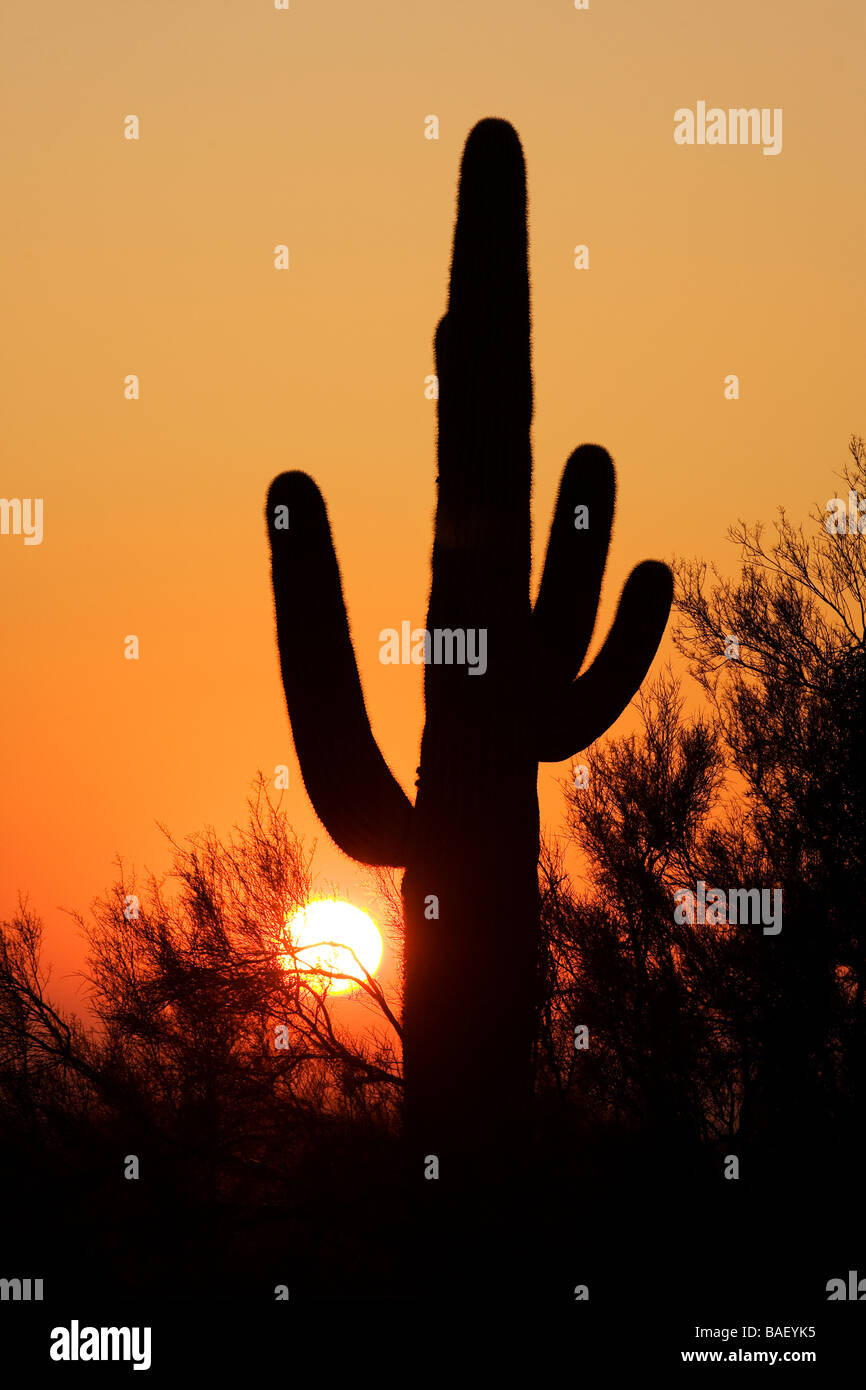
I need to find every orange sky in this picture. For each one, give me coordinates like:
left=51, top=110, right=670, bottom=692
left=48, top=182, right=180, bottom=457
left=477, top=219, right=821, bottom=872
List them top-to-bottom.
left=1, top=0, right=863, bottom=1016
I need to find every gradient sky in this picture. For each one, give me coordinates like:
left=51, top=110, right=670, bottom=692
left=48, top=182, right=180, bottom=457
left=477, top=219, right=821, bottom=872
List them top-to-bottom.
left=1, top=0, right=863, bottom=1013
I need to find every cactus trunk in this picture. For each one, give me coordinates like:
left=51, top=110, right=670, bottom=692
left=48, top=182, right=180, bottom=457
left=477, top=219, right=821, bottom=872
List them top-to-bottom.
left=402, top=123, right=538, bottom=1201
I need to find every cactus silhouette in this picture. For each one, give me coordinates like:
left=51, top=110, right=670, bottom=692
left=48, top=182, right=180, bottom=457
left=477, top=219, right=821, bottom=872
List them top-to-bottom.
left=267, top=119, right=672, bottom=1269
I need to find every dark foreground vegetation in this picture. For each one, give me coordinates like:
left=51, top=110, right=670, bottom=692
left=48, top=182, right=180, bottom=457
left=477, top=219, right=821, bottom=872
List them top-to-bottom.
left=2, top=447, right=864, bottom=1320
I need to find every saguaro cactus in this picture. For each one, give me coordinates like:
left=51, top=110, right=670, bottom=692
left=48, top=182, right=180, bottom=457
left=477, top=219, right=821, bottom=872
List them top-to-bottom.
left=267, top=119, right=672, bottom=1255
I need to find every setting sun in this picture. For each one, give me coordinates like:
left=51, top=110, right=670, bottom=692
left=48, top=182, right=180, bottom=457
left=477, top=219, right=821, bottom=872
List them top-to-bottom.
left=280, top=899, right=383, bottom=996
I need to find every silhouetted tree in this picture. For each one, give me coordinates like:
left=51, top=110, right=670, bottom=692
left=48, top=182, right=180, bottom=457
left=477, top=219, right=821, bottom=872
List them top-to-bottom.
left=673, top=435, right=866, bottom=1151
left=538, top=441, right=865, bottom=1182
left=538, top=671, right=737, bottom=1148
left=75, top=776, right=402, bottom=1147
left=0, top=777, right=405, bottom=1297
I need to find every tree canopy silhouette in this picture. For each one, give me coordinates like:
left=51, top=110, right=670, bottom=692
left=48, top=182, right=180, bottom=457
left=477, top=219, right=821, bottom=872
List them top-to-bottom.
left=537, top=437, right=865, bottom=1173
left=0, top=777, right=405, bottom=1298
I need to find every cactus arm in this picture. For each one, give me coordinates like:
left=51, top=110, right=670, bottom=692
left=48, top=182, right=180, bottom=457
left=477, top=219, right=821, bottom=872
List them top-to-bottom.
left=532, top=441, right=673, bottom=760
left=532, top=443, right=616, bottom=690
left=266, top=469, right=414, bottom=866
left=535, top=556, right=673, bottom=761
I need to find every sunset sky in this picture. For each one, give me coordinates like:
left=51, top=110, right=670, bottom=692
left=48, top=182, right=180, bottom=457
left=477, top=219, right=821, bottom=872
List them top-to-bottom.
left=1, top=0, right=863, bottom=1012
